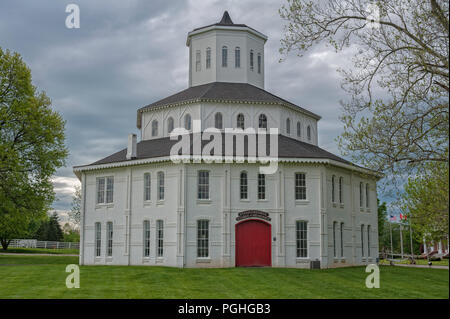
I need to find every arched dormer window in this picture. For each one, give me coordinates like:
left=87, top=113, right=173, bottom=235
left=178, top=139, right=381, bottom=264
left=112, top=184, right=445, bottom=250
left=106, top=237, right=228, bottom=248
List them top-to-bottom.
left=222, top=46, right=228, bottom=67
left=206, top=47, right=211, bottom=69
left=235, top=47, right=240, bottom=68
left=195, top=50, right=201, bottom=72
left=250, top=50, right=254, bottom=71
left=257, top=53, right=262, bottom=74
left=214, top=112, right=223, bottom=129
left=237, top=113, right=245, bottom=129
left=185, top=114, right=192, bottom=130
left=258, top=114, right=267, bottom=129
left=167, top=117, right=174, bottom=134
left=286, top=118, right=291, bottom=134
left=151, top=120, right=158, bottom=137
left=297, top=122, right=301, bottom=137
left=307, top=125, right=311, bottom=141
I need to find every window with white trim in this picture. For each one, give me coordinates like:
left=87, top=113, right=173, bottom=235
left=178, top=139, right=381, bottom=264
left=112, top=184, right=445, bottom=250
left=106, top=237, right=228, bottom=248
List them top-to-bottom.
left=222, top=46, right=228, bottom=67
left=206, top=47, right=211, bottom=69
left=235, top=47, right=240, bottom=68
left=195, top=50, right=201, bottom=72
left=250, top=50, right=254, bottom=71
left=257, top=53, right=261, bottom=73
left=214, top=112, right=223, bottom=129
left=237, top=113, right=245, bottom=129
left=184, top=114, right=192, bottom=130
left=258, top=114, right=267, bottom=129
left=167, top=117, right=174, bottom=134
left=286, top=118, right=290, bottom=134
left=151, top=120, right=158, bottom=137
left=297, top=121, right=301, bottom=137
left=307, top=125, right=311, bottom=141
left=157, top=171, right=164, bottom=200
left=197, top=171, right=210, bottom=200
left=240, top=171, right=248, bottom=200
left=144, top=173, right=151, bottom=201
left=258, top=173, right=266, bottom=200
left=295, top=173, right=306, bottom=200
left=331, top=175, right=336, bottom=203
left=96, top=176, right=114, bottom=204
left=339, top=177, right=343, bottom=204
left=359, top=182, right=364, bottom=208
left=366, top=183, right=370, bottom=208
left=197, top=219, right=209, bottom=258
left=143, top=220, right=150, bottom=257
left=156, top=220, right=164, bottom=257
left=296, top=220, right=308, bottom=258
left=106, top=221, right=113, bottom=257
left=333, top=221, right=337, bottom=257
left=95, top=222, right=101, bottom=257
left=340, top=222, right=344, bottom=257
left=361, top=224, right=365, bottom=257
left=367, top=225, right=371, bottom=257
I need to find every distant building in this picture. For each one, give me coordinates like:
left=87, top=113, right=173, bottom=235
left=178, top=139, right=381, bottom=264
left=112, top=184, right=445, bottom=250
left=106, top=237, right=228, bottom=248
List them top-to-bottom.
left=74, top=11, right=380, bottom=268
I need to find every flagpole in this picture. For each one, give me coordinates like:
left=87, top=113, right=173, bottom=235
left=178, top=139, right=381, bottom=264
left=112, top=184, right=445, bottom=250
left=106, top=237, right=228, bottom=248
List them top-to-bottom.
left=389, top=220, right=393, bottom=260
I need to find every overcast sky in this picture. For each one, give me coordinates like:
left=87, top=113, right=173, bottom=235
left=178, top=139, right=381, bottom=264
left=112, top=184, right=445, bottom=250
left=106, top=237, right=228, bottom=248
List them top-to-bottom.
left=0, top=0, right=368, bottom=213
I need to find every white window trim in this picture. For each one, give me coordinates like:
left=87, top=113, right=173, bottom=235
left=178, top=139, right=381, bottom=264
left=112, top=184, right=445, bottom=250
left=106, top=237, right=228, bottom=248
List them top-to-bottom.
left=295, top=220, right=309, bottom=259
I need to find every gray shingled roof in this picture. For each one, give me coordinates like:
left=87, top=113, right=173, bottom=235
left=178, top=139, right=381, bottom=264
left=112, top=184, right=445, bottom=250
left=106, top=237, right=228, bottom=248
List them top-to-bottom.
left=191, top=11, right=255, bottom=33
left=137, top=82, right=321, bottom=128
left=76, top=134, right=351, bottom=167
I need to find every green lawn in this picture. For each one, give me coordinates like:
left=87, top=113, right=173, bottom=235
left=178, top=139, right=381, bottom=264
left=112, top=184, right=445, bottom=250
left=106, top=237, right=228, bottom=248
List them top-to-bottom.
left=1, top=248, right=79, bottom=255
left=0, top=255, right=448, bottom=299
left=379, top=258, right=449, bottom=266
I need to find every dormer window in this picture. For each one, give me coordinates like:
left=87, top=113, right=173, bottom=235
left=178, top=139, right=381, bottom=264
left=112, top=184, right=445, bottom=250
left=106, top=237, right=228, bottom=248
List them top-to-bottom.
left=222, top=46, right=228, bottom=67
left=206, top=47, right=211, bottom=69
left=235, top=47, right=240, bottom=68
left=195, top=50, right=201, bottom=72
left=250, top=50, right=254, bottom=71
left=257, top=53, right=261, bottom=74
left=214, top=112, right=223, bottom=129
left=237, top=113, right=245, bottom=129
left=185, top=114, right=192, bottom=130
left=258, top=114, right=267, bottom=129
left=286, top=118, right=291, bottom=134
left=152, top=120, right=158, bottom=137
left=297, top=122, right=301, bottom=137
left=307, top=125, right=311, bottom=141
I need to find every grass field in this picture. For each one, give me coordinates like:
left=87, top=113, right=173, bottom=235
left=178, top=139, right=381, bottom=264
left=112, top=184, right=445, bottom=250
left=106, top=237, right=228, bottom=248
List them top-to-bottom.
left=1, top=248, right=79, bottom=255
left=0, top=255, right=448, bottom=299
left=379, top=258, right=449, bottom=266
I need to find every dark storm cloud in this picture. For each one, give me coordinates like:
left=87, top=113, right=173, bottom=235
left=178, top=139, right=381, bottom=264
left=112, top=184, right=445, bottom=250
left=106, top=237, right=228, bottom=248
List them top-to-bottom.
left=0, top=0, right=356, bottom=211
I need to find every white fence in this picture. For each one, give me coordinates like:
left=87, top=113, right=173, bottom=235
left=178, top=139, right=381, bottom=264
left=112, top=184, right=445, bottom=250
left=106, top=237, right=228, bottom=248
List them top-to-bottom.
left=9, top=239, right=79, bottom=250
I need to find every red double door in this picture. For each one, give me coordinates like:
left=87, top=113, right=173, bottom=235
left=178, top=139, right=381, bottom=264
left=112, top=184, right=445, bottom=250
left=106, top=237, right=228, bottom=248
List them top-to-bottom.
left=235, top=219, right=271, bottom=267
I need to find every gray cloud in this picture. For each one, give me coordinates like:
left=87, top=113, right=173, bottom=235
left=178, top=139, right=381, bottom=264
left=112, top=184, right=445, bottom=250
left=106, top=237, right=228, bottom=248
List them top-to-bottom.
left=0, top=0, right=380, bottom=210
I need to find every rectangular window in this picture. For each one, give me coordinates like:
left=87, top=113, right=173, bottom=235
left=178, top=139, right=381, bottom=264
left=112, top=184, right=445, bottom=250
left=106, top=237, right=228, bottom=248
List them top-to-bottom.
left=222, top=47, right=227, bottom=67
left=206, top=48, right=211, bottom=69
left=235, top=48, right=240, bottom=68
left=195, top=50, right=201, bottom=72
left=257, top=54, right=261, bottom=73
left=197, top=171, right=210, bottom=200
left=158, top=172, right=164, bottom=200
left=240, top=172, right=248, bottom=200
left=144, top=173, right=151, bottom=201
left=258, top=173, right=265, bottom=200
left=295, top=173, right=306, bottom=200
left=331, top=176, right=336, bottom=203
left=106, top=177, right=114, bottom=203
left=339, top=177, right=343, bottom=204
left=96, top=178, right=105, bottom=204
left=359, top=182, right=363, bottom=207
left=366, top=184, right=370, bottom=208
left=143, top=220, right=150, bottom=257
left=156, top=220, right=164, bottom=257
left=197, top=220, right=209, bottom=258
left=106, top=221, right=113, bottom=257
left=296, top=221, right=308, bottom=258
left=95, top=222, right=101, bottom=257
left=333, top=222, right=337, bottom=257
left=340, top=223, right=344, bottom=257
left=361, top=225, right=365, bottom=257
left=367, top=225, right=371, bottom=257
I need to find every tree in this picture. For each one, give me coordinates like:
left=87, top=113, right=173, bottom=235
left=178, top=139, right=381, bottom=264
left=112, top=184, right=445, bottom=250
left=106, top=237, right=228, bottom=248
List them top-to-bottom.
left=279, top=0, right=449, bottom=183
left=0, top=48, right=67, bottom=229
left=401, top=163, right=449, bottom=242
left=69, top=185, right=81, bottom=226
left=0, top=210, right=44, bottom=250
left=35, top=212, right=64, bottom=242
left=62, top=223, right=80, bottom=242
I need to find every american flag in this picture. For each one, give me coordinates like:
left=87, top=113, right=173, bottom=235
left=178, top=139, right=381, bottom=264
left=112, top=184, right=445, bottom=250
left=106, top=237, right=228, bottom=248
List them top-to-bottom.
left=389, top=214, right=396, bottom=221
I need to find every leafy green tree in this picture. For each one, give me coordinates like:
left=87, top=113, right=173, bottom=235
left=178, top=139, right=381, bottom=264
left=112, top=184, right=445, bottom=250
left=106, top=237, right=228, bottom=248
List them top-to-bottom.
left=279, top=0, right=449, bottom=183
left=0, top=48, right=67, bottom=240
left=402, top=163, right=449, bottom=242
left=69, top=185, right=81, bottom=226
left=0, top=210, right=45, bottom=250
left=62, top=223, right=80, bottom=242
